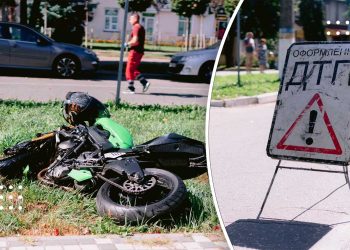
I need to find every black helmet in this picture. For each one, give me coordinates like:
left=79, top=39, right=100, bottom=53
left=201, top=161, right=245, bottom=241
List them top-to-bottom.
left=62, top=92, right=110, bottom=125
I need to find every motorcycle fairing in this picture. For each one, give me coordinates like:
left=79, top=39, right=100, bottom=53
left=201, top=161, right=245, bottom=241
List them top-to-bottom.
left=94, top=118, right=134, bottom=149
left=135, top=133, right=207, bottom=179
left=138, top=133, right=205, bottom=156
left=103, top=157, right=145, bottom=181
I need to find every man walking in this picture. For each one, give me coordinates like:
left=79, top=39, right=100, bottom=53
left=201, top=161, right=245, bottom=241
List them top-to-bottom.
left=125, top=13, right=150, bottom=94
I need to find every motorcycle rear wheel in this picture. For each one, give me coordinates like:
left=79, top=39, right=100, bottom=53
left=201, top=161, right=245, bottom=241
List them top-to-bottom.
left=96, top=168, right=187, bottom=224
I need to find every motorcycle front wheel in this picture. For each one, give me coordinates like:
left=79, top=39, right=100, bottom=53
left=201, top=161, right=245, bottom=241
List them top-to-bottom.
left=96, top=168, right=187, bottom=224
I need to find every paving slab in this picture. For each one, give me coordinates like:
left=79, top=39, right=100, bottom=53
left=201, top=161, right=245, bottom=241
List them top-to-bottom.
left=0, top=234, right=230, bottom=250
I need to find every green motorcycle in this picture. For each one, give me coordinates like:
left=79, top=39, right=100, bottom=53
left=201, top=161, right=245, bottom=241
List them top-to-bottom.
left=0, top=92, right=207, bottom=223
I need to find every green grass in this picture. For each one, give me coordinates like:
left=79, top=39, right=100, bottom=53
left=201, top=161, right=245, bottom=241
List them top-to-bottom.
left=95, top=49, right=173, bottom=60
left=212, top=73, right=280, bottom=100
left=0, top=101, right=218, bottom=236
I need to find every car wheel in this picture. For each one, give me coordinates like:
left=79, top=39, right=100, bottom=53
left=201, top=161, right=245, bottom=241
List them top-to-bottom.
left=53, top=55, right=80, bottom=78
left=198, top=61, right=215, bottom=83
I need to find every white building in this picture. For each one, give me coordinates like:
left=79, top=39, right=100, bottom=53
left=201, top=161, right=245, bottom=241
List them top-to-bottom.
left=88, top=0, right=228, bottom=45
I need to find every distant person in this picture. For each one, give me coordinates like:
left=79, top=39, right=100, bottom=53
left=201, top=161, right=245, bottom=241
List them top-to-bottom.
left=124, top=13, right=150, bottom=94
left=217, top=22, right=227, bottom=40
left=243, top=32, right=255, bottom=73
left=257, top=38, right=268, bottom=73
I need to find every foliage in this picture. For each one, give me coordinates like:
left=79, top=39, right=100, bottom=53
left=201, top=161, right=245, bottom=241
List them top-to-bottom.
left=0, top=0, right=16, bottom=6
left=27, top=0, right=96, bottom=45
left=118, top=0, right=154, bottom=12
left=171, top=0, right=210, bottom=18
left=224, top=0, right=239, bottom=16
left=240, top=0, right=280, bottom=39
left=299, top=0, right=326, bottom=41
left=47, top=1, right=85, bottom=45
left=212, top=73, right=279, bottom=100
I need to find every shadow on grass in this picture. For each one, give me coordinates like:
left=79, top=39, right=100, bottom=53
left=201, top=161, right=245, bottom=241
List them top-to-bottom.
left=226, top=219, right=332, bottom=250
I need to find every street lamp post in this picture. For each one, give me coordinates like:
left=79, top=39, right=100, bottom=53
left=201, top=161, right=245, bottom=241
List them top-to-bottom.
left=116, top=0, right=129, bottom=104
left=43, top=2, right=48, bottom=35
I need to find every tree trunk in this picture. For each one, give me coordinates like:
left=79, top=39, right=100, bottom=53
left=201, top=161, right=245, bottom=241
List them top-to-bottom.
left=20, top=0, right=27, bottom=24
left=29, top=0, right=41, bottom=27
left=278, top=0, right=295, bottom=77
left=2, top=2, right=7, bottom=22
left=186, top=16, right=191, bottom=51
left=224, top=26, right=234, bottom=67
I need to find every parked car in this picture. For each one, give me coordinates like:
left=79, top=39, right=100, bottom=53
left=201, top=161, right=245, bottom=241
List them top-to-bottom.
left=0, top=22, right=99, bottom=78
left=168, top=42, right=220, bottom=82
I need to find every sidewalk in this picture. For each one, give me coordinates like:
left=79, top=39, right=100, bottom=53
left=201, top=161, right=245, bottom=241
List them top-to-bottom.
left=0, top=233, right=230, bottom=250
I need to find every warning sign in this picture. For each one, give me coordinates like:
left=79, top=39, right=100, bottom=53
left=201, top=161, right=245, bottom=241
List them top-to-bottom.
left=267, top=42, right=350, bottom=165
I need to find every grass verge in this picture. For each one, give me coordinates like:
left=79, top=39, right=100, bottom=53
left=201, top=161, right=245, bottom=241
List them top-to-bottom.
left=91, top=43, right=184, bottom=53
left=212, top=73, right=280, bottom=100
left=0, top=101, right=218, bottom=236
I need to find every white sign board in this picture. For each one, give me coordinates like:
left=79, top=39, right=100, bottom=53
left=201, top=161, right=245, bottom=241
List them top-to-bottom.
left=267, top=42, right=350, bottom=165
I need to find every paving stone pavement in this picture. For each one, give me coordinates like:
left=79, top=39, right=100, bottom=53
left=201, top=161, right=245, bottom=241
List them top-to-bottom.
left=0, top=233, right=230, bottom=250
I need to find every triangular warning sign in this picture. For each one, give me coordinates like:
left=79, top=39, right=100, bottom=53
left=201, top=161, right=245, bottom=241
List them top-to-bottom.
left=276, top=93, right=342, bottom=155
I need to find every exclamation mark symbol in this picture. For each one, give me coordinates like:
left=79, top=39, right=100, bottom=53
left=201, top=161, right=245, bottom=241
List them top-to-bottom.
left=306, top=110, right=318, bottom=145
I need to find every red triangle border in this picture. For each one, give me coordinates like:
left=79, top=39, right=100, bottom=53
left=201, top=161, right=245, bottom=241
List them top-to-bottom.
left=276, top=93, right=342, bottom=155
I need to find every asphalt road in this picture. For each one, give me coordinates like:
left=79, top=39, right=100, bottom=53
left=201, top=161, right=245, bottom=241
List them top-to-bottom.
left=0, top=69, right=208, bottom=106
left=209, top=104, right=350, bottom=249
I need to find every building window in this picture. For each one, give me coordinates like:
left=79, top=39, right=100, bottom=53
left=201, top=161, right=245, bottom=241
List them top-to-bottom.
left=105, top=8, right=118, bottom=31
left=178, top=16, right=191, bottom=36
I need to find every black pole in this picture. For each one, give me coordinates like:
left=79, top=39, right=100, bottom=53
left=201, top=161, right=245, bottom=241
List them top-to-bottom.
left=116, top=0, right=129, bottom=104
left=237, top=10, right=241, bottom=87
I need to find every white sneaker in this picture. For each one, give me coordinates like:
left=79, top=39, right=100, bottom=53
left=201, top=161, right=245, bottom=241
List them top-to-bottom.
left=142, top=82, right=151, bottom=92
left=123, top=87, right=135, bottom=94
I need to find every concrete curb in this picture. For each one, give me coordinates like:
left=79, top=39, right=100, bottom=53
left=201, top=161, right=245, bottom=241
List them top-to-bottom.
left=211, top=92, right=277, bottom=108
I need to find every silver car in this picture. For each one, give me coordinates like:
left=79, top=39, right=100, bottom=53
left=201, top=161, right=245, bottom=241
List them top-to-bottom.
left=0, top=22, right=99, bottom=78
left=168, top=42, right=220, bottom=82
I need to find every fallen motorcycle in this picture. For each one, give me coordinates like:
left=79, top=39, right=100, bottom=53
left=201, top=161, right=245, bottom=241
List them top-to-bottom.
left=0, top=92, right=206, bottom=223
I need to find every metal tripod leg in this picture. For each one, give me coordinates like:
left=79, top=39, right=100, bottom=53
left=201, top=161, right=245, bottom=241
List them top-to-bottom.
left=257, top=160, right=281, bottom=219
left=343, top=165, right=350, bottom=190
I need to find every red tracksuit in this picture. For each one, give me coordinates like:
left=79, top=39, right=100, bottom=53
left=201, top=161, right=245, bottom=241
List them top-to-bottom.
left=126, top=23, right=145, bottom=81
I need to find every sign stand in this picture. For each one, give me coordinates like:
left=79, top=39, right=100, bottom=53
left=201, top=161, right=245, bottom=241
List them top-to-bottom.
left=262, top=42, right=350, bottom=219
left=256, top=160, right=350, bottom=219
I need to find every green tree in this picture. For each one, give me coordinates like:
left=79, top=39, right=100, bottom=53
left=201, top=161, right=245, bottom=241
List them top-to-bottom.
left=20, top=0, right=27, bottom=24
left=28, top=0, right=42, bottom=27
left=46, top=0, right=96, bottom=45
left=118, top=0, right=153, bottom=12
left=171, top=0, right=211, bottom=50
left=224, top=0, right=239, bottom=16
left=240, top=0, right=280, bottom=39
left=299, top=0, right=326, bottom=41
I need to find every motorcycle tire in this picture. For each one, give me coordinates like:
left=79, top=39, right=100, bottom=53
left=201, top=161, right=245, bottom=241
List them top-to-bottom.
left=96, top=168, right=187, bottom=224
